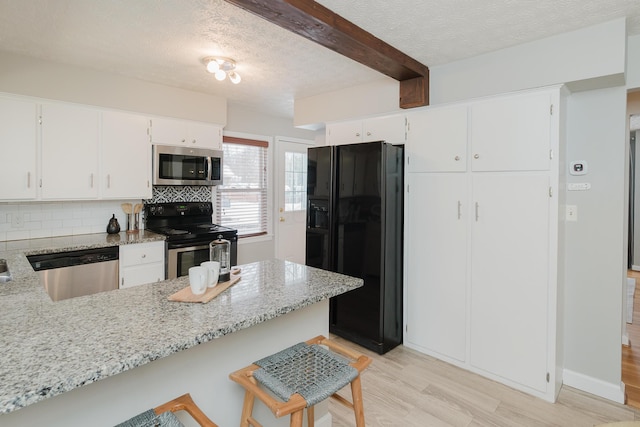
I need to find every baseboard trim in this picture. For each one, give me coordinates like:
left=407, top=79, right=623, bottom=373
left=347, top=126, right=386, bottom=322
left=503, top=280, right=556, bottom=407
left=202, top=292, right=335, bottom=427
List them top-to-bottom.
left=631, top=265, right=640, bottom=272
left=623, top=333, right=630, bottom=346
left=563, top=369, right=625, bottom=403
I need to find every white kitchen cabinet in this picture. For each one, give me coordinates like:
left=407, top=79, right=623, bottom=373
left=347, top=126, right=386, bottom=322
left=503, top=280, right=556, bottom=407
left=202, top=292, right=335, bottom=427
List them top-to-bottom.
left=403, top=86, right=563, bottom=402
left=470, top=90, right=552, bottom=172
left=0, top=97, right=38, bottom=200
left=40, top=103, right=99, bottom=200
left=406, top=104, right=468, bottom=172
left=101, top=111, right=152, bottom=199
left=326, top=114, right=406, bottom=145
left=150, top=116, right=222, bottom=150
left=405, top=172, right=468, bottom=362
left=469, top=173, right=551, bottom=393
left=119, top=241, right=165, bottom=289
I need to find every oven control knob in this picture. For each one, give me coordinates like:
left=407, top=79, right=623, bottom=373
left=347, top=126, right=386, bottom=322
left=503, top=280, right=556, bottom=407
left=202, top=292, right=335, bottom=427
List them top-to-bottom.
left=149, top=206, right=156, bottom=215
left=157, top=206, right=164, bottom=215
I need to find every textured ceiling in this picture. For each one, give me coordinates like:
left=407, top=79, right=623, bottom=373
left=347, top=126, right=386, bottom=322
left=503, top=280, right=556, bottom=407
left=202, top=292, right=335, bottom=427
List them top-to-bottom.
left=0, top=0, right=639, bottom=119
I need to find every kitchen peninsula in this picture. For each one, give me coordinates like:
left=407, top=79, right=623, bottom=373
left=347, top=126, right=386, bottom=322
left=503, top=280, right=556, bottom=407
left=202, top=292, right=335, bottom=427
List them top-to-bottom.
left=0, top=235, right=362, bottom=427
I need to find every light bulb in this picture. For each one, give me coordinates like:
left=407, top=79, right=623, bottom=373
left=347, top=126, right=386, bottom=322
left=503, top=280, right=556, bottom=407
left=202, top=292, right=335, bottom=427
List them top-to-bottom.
left=206, top=60, right=219, bottom=74
left=214, top=69, right=227, bottom=81
left=228, top=71, right=241, bottom=84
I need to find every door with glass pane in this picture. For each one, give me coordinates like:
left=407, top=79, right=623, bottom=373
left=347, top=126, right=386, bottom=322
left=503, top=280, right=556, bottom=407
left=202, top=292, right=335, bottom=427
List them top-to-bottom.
left=276, top=138, right=312, bottom=263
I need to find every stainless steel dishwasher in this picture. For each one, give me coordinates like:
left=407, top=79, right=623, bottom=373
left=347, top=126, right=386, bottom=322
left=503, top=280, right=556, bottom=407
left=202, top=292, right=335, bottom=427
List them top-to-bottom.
left=28, top=247, right=119, bottom=301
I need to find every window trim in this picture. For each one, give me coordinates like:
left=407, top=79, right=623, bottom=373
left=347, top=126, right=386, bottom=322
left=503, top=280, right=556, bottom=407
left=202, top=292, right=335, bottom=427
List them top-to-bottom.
left=219, top=131, right=273, bottom=241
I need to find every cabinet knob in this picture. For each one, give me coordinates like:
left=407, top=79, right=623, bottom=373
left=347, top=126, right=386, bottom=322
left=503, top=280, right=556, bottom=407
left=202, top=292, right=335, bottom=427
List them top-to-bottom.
left=366, top=131, right=371, bottom=136
left=355, top=132, right=360, bottom=137
left=181, top=139, right=186, bottom=143
left=192, top=139, right=196, bottom=144
left=474, top=154, right=480, bottom=159
left=454, top=156, right=460, bottom=161
left=279, top=217, right=285, bottom=222
left=141, top=254, right=146, bottom=258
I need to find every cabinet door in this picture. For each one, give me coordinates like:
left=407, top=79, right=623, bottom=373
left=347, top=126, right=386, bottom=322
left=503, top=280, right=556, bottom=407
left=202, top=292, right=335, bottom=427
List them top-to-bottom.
left=471, top=91, right=552, bottom=172
left=0, top=97, right=37, bottom=200
left=41, top=103, right=99, bottom=199
left=407, top=105, right=467, bottom=172
left=102, top=111, right=152, bottom=199
left=363, top=114, right=406, bottom=144
left=150, top=116, right=188, bottom=146
left=326, top=121, right=363, bottom=145
left=188, top=122, right=222, bottom=149
left=405, top=173, right=468, bottom=362
left=469, top=173, right=550, bottom=392
left=119, top=241, right=165, bottom=288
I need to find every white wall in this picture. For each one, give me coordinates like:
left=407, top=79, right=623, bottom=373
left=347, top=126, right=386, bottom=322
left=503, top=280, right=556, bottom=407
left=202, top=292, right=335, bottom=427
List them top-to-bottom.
left=628, top=35, right=640, bottom=90
left=0, top=52, right=226, bottom=124
left=562, top=87, right=627, bottom=399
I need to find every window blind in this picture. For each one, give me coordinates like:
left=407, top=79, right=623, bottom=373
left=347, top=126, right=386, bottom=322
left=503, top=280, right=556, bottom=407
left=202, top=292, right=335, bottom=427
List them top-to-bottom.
left=216, top=136, right=268, bottom=237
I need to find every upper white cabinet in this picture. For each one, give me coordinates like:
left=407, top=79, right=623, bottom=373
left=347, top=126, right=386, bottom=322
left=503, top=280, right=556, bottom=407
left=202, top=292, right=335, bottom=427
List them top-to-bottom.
left=470, top=91, right=552, bottom=172
left=0, top=97, right=38, bottom=200
left=40, top=103, right=100, bottom=200
left=406, top=104, right=468, bottom=172
left=101, top=111, right=152, bottom=199
left=327, top=114, right=406, bottom=146
left=150, top=116, right=222, bottom=150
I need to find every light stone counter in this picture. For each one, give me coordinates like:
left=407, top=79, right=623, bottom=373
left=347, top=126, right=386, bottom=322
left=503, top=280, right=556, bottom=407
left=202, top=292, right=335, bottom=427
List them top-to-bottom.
left=0, top=237, right=363, bottom=426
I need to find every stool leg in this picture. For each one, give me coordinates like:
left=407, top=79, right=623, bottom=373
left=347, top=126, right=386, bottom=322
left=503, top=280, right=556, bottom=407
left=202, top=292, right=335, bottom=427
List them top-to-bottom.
left=350, top=376, right=366, bottom=427
left=240, top=390, right=255, bottom=427
left=307, top=405, right=314, bottom=427
left=290, top=409, right=304, bottom=427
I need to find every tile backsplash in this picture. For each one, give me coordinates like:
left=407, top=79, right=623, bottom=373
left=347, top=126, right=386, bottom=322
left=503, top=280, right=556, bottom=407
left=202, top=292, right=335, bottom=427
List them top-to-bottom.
left=0, top=187, right=215, bottom=242
left=0, top=200, right=139, bottom=242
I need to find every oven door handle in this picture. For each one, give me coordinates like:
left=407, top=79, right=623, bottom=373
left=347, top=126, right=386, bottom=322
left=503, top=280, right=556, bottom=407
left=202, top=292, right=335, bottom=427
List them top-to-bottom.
left=170, top=244, right=210, bottom=253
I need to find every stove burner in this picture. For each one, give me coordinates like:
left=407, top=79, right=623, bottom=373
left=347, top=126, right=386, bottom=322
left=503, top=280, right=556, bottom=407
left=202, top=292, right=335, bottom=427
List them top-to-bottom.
left=197, top=224, right=221, bottom=231
left=165, top=229, right=189, bottom=235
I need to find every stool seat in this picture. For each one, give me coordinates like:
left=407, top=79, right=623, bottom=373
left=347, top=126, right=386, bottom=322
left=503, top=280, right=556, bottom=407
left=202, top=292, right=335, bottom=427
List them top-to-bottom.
left=230, top=335, right=371, bottom=427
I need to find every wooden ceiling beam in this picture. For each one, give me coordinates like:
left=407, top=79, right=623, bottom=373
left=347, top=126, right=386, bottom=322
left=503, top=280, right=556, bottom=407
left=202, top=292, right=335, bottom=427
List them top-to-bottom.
left=224, top=0, right=429, bottom=108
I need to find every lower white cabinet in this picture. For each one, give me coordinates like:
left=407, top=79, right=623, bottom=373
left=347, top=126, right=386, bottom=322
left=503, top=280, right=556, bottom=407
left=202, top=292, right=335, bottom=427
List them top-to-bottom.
left=405, top=173, right=468, bottom=362
left=119, top=241, right=165, bottom=289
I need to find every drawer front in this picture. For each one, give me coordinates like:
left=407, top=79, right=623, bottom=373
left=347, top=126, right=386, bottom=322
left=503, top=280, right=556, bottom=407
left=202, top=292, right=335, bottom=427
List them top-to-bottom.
left=120, top=241, right=164, bottom=267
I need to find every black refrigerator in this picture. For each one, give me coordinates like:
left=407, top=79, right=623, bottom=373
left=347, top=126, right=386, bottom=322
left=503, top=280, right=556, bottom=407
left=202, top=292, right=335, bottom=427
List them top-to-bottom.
left=306, top=141, right=403, bottom=354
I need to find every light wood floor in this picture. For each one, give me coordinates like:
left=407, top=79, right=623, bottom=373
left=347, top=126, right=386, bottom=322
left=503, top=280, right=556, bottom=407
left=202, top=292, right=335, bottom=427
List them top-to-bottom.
left=623, top=270, right=640, bottom=408
left=329, top=336, right=640, bottom=426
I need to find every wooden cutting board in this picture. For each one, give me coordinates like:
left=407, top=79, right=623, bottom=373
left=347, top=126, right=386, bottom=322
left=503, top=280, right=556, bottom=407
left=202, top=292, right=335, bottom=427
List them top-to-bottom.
left=168, top=271, right=241, bottom=303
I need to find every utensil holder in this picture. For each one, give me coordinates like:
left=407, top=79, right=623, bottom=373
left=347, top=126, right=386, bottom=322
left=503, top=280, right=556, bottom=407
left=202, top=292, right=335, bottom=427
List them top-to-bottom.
left=126, top=213, right=139, bottom=234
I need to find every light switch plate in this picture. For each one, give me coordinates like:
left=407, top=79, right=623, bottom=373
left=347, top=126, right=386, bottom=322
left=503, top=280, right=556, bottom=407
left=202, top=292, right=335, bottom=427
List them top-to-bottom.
left=566, top=205, right=578, bottom=222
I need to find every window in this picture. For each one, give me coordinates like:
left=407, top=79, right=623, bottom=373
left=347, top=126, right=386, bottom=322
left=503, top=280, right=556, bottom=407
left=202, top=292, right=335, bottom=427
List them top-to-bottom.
left=216, top=136, right=268, bottom=237
left=284, top=151, right=307, bottom=212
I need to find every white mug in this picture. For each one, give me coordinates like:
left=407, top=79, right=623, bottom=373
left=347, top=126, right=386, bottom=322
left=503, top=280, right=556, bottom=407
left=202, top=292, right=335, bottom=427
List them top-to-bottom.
left=200, top=261, right=220, bottom=288
left=188, top=266, right=207, bottom=295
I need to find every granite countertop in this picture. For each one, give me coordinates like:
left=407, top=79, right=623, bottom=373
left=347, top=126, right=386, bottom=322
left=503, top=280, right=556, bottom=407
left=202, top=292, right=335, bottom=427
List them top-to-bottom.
left=0, top=236, right=363, bottom=415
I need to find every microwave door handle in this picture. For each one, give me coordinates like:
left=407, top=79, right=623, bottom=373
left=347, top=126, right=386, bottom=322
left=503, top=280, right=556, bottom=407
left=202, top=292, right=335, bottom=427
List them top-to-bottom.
left=207, top=156, right=212, bottom=181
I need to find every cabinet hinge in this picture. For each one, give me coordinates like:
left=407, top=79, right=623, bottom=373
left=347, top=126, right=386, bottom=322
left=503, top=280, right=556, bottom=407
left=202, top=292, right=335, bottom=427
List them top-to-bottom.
left=550, top=104, right=553, bottom=115
left=38, top=115, right=42, bottom=125
left=549, top=149, right=553, bottom=160
left=549, top=187, right=553, bottom=197
left=405, top=324, right=408, bottom=333
left=546, top=372, right=550, bottom=383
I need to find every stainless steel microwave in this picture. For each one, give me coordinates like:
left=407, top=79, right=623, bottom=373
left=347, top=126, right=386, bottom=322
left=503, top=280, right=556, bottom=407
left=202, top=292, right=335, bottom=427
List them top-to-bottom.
left=152, top=145, right=223, bottom=186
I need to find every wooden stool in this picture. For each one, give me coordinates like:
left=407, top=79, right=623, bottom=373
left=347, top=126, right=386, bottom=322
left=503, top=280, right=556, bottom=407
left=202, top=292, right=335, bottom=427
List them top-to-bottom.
left=229, top=335, right=371, bottom=427
left=116, top=393, right=218, bottom=427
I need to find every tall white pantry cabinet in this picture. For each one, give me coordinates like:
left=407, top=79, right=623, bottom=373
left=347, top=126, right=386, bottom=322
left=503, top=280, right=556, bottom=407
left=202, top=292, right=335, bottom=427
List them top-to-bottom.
left=404, top=86, right=565, bottom=402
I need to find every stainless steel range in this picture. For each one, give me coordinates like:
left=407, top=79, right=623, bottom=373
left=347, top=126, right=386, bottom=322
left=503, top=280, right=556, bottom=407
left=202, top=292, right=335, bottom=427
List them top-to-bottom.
left=144, top=202, right=238, bottom=279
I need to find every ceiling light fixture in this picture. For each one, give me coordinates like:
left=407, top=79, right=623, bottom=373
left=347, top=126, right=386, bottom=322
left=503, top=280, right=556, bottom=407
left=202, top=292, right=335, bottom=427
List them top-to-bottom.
left=203, top=57, right=241, bottom=84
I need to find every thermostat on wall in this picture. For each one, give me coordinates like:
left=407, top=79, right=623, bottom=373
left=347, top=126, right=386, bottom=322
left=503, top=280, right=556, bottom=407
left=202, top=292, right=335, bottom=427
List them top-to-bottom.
left=569, top=161, right=588, bottom=176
